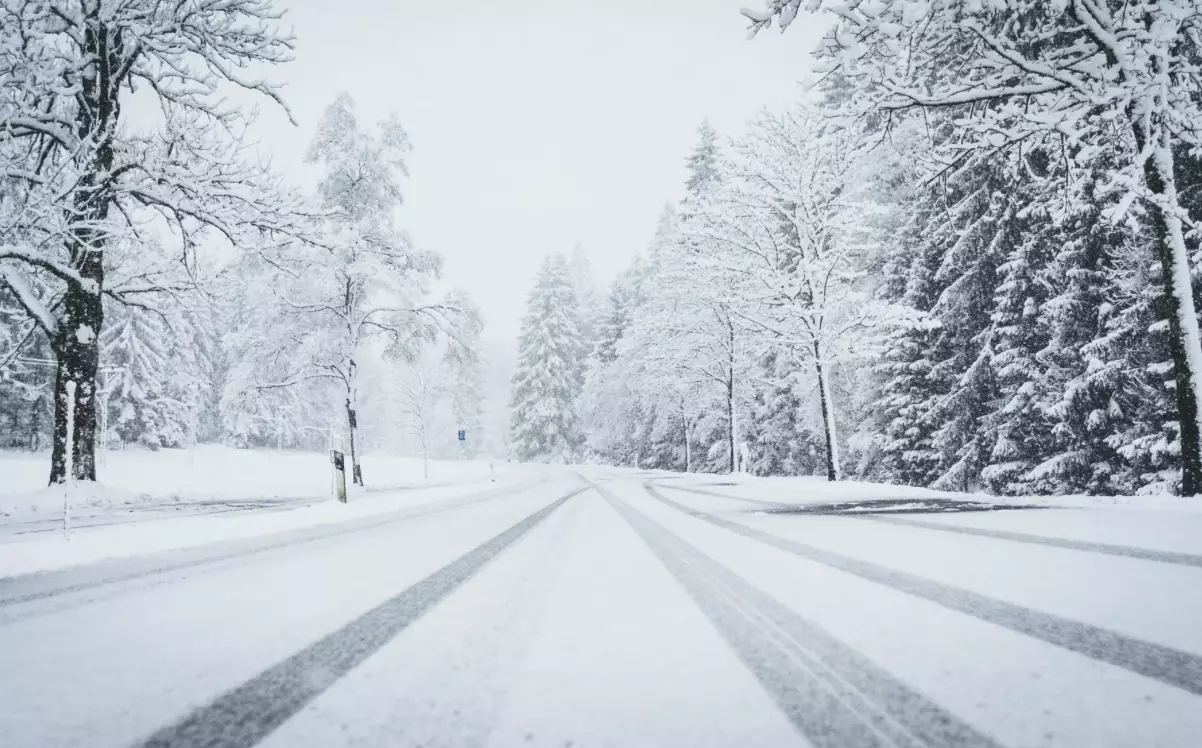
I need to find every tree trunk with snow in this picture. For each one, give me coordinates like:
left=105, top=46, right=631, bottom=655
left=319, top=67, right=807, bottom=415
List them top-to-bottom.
left=47, top=11, right=118, bottom=484
left=1139, top=128, right=1202, bottom=496
left=49, top=293, right=101, bottom=483
left=727, top=322, right=740, bottom=474
left=814, top=352, right=841, bottom=482
left=346, top=364, right=364, bottom=486
left=726, top=373, right=738, bottom=474
left=680, top=403, right=692, bottom=473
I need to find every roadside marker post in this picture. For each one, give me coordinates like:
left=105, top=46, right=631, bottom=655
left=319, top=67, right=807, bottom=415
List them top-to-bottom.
left=63, top=380, right=76, bottom=539
left=332, top=450, right=347, bottom=503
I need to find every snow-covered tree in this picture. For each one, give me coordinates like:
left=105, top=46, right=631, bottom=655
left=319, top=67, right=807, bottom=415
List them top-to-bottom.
left=0, top=0, right=303, bottom=483
left=746, top=0, right=1202, bottom=493
left=236, top=95, right=464, bottom=485
left=689, top=103, right=899, bottom=480
left=684, top=120, right=721, bottom=203
left=569, top=243, right=602, bottom=367
left=218, top=252, right=338, bottom=450
left=509, top=253, right=584, bottom=462
left=0, top=286, right=53, bottom=450
left=100, top=304, right=176, bottom=448
left=479, top=342, right=515, bottom=460
left=397, top=358, right=449, bottom=480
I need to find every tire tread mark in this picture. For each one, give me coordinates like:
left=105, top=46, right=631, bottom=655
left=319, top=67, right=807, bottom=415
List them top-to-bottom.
left=0, top=480, right=541, bottom=609
left=645, top=482, right=1202, bottom=697
left=596, top=483, right=1001, bottom=748
left=131, top=487, right=583, bottom=748
left=856, top=513, right=1202, bottom=568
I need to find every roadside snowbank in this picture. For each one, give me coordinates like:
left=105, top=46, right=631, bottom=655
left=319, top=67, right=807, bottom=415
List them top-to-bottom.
left=0, top=446, right=512, bottom=517
left=642, top=470, right=1202, bottom=514
left=0, top=474, right=534, bottom=578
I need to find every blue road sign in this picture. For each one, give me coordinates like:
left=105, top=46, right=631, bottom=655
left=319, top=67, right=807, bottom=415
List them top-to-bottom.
left=457, top=430, right=466, bottom=441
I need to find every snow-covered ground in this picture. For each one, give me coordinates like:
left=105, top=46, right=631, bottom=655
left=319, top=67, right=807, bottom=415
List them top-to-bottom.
left=0, top=446, right=514, bottom=518
left=0, top=447, right=523, bottom=577
left=3, top=464, right=1202, bottom=747
left=643, top=468, right=1202, bottom=514
left=0, top=474, right=536, bottom=579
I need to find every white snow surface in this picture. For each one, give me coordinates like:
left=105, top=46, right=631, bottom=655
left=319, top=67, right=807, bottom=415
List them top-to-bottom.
left=0, top=445, right=514, bottom=516
left=0, top=446, right=521, bottom=577
left=2, top=464, right=1201, bottom=747
left=651, top=470, right=1202, bottom=513
left=1, top=481, right=572, bottom=748
left=256, top=489, right=802, bottom=748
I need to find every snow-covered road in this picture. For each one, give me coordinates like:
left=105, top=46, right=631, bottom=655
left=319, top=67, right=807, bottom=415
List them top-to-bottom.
left=2, top=469, right=1201, bottom=747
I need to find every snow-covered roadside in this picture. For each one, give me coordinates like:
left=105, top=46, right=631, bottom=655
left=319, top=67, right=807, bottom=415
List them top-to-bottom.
left=0, top=446, right=513, bottom=519
left=638, top=470, right=1202, bottom=514
left=0, top=474, right=534, bottom=579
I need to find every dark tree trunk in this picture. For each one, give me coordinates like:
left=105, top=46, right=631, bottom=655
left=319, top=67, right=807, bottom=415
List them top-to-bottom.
left=48, top=11, right=122, bottom=484
left=49, top=282, right=102, bottom=482
left=726, top=318, right=739, bottom=474
left=814, top=354, right=840, bottom=482
left=726, top=373, right=736, bottom=474
left=28, top=394, right=43, bottom=451
left=346, top=396, right=363, bottom=486
left=682, top=417, right=691, bottom=473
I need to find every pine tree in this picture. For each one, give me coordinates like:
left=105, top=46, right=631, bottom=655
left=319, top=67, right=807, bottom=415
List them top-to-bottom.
left=750, top=0, right=1202, bottom=494
left=684, top=120, right=720, bottom=201
left=980, top=167, right=1058, bottom=494
left=1020, top=170, right=1130, bottom=494
left=870, top=201, right=945, bottom=485
left=1082, top=235, right=1180, bottom=494
left=569, top=243, right=602, bottom=367
left=509, top=254, right=584, bottom=462
left=101, top=305, right=178, bottom=448
left=749, top=349, right=823, bottom=476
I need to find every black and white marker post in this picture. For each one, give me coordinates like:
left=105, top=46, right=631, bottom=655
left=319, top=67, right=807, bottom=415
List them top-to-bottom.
left=331, top=449, right=347, bottom=503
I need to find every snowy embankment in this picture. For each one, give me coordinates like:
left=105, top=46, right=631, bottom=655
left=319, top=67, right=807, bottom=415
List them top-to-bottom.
left=0, top=445, right=512, bottom=518
left=0, top=447, right=524, bottom=577
left=643, top=470, right=1202, bottom=514
left=0, top=474, right=532, bottom=579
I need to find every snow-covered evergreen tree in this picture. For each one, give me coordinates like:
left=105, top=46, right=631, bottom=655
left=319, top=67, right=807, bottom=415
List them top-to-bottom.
left=747, top=0, right=1202, bottom=495
left=684, top=120, right=721, bottom=203
left=570, top=244, right=602, bottom=368
left=509, top=253, right=584, bottom=462
left=101, top=305, right=177, bottom=449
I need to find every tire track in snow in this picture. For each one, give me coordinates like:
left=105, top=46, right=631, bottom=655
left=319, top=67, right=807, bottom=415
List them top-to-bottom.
left=0, top=479, right=541, bottom=613
left=662, top=481, right=1202, bottom=568
left=594, top=482, right=1001, bottom=748
left=645, top=483, right=1202, bottom=698
left=656, top=483, right=788, bottom=509
left=130, top=486, right=584, bottom=748
left=0, top=499, right=319, bottom=538
left=854, top=513, right=1202, bottom=568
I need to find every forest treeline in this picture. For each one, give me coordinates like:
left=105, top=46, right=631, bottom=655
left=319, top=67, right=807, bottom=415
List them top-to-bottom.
left=508, top=1, right=1202, bottom=496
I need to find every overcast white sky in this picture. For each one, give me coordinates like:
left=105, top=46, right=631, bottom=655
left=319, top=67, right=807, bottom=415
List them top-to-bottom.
left=253, top=0, right=826, bottom=344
